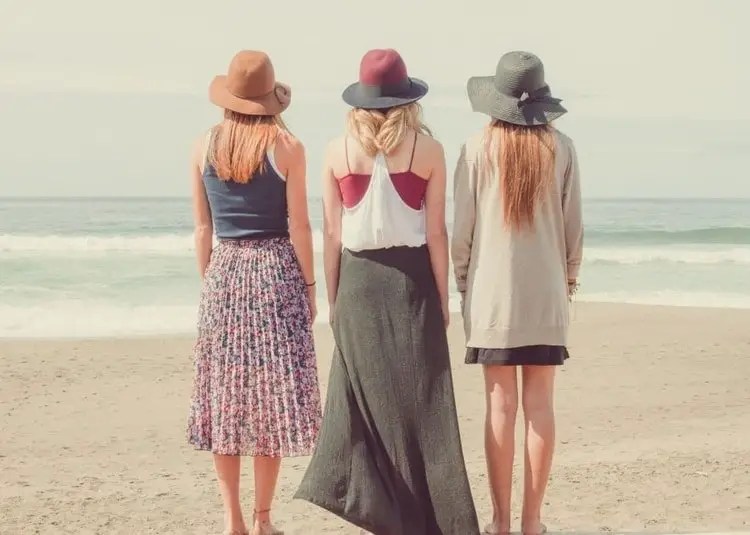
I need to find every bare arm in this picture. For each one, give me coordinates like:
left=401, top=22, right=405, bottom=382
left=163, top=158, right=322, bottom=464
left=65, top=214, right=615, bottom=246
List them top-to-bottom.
left=191, top=138, right=213, bottom=278
left=286, top=138, right=315, bottom=286
left=562, top=139, right=583, bottom=284
left=425, top=141, right=450, bottom=322
left=321, top=143, right=343, bottom=311
left=450, top=143, right=476, bottom=301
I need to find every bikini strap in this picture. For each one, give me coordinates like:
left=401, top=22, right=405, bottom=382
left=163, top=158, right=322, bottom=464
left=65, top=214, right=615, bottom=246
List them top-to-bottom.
left=408, top=131, right=418, bottom=171
left=344, top=137, right=352, bottom=174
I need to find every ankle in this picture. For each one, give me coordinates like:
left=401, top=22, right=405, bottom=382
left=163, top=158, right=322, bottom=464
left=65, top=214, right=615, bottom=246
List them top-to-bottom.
left=254, top=508, right=271, bottom=522
left=491, top=509, right=511, bottom=531
left=225, top=511, right=246, bottom=532
left=521, top=515, right=542, bottom=533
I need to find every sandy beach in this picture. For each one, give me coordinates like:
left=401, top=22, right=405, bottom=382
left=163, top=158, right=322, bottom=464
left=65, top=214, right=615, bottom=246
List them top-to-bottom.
left=1, top=303, right=748, bottom=534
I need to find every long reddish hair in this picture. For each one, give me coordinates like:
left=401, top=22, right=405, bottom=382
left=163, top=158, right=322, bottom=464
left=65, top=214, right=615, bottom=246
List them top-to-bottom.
left=209, top=110, right=289, bottom=183
left=484, top=120, right=557, bottom=230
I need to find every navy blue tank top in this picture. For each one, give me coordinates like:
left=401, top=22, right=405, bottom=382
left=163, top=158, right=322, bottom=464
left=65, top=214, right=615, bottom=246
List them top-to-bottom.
left=202, top=134, right=289, bottom=240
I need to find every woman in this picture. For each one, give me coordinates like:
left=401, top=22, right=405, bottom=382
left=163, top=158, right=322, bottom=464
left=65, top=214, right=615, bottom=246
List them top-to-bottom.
left=294, top=49, right=480, bottom=535
left=186, top=50, right=322, bottom=535
left=452, top=51, right=584, bottom=535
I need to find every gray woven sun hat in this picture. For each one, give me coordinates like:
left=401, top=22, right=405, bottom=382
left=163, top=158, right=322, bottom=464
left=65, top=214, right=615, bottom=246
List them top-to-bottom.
left=467, top=51, right=566, bottom=126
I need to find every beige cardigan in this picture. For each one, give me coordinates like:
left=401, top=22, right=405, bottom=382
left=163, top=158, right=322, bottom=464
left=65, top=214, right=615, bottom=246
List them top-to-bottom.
left=451, top=129, right=583, bottom=349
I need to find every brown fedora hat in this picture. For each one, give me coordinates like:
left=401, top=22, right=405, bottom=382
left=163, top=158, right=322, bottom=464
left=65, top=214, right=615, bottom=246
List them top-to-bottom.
left=209, top=50, right=291, bottom=116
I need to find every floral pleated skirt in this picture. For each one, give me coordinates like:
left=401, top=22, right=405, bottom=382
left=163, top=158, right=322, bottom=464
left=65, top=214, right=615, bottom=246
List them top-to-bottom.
left=187, top=237, right=322, bottom=457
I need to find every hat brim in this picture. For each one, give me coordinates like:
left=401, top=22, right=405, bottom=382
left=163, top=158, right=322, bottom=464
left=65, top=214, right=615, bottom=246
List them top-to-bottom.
left=209, top=75, right=291, bottom=116
left=467, top=76, right=567, bottom=126
left=341, top=77, right=429, bottom=110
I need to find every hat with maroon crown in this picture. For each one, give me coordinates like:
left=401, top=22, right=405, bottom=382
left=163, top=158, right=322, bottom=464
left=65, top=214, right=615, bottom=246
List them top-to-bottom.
left=342, top=49, right=429, bottom=110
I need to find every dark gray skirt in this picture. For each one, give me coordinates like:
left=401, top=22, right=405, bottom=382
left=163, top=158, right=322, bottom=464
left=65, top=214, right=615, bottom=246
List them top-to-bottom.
left=294, top=245, right=480, bottom=535
left=465, top=345, right=569, bottom=366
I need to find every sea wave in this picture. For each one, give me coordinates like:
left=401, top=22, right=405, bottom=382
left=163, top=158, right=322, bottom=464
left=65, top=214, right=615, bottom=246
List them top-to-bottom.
left=587, top=226, right=750, bottom=245
left=0, top=232, right=325, bottom=255
left=0, top=233, right=196, bottom=254
left=3, top=233, right=750, bottom=265
left=584, top=247, right=750, bottom=265
left=1, top=291, right=748, bottom=338
left=0, top=298, right=462, bottom=338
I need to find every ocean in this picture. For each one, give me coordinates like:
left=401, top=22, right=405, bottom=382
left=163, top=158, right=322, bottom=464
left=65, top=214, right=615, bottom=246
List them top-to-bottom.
left=1, top=197, right=749, bottom=338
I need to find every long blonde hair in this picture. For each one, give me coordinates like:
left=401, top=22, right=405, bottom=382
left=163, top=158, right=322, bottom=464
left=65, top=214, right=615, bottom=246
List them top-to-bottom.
left=346, top=102, right=432, bottom=156
left=209, top=110, right=289, bottom=183
left=484, top=119, right=557, bottom=230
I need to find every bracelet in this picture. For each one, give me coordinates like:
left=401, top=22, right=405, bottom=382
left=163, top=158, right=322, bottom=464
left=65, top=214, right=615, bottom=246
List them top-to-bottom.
left=305, top=281, right=316, bottom=287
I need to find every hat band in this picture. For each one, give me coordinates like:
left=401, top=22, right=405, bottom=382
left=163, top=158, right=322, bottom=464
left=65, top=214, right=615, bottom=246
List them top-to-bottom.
left=357, top=77, right=412, bottom=99
left=228, top=82, right=276, bottom=101
left=496, top=84, right=551, bottom=100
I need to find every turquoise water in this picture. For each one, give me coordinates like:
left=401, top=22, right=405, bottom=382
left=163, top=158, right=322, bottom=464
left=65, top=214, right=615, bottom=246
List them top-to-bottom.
left=1, top=197, right=749, bottom=338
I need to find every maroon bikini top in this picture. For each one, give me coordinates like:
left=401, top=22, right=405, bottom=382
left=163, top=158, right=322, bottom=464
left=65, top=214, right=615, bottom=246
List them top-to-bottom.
left=336, top=133, right=428, bottom=211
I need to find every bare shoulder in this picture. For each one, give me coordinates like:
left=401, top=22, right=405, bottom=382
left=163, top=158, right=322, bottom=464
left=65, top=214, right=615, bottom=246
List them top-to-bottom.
left=276, top=129, right=305, bottom=157
left=274, top=130, right=305, bottom=178
left=194, top=131, right=211, bottom=155
left=417, top=132, right=444, bottom=158
left=191, top=133, right=209, bottom=172
left=414, top=134, right=445, bottom=181
left=322, top=135, right=348, bottom=176
left=325, top=135, right=346, bottom=160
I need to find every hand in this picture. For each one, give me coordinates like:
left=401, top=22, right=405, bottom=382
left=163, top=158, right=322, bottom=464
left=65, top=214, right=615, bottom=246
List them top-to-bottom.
left=567, top=278, right=579, bottom=297
left=306, top=285, right=317, bottom=323
left=441, top=298, right=450, bottom=329
left=328, top=304, right=335, bottom=327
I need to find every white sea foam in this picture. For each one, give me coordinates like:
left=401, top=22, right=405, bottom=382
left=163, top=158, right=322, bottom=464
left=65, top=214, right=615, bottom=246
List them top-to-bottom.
left=3, top=231, right=750, bottom=338
left=0, top=232, right=326, bottom=256
left=3, top=233, right=750, bottom=265
left=584, top=247, right=750, bottom=265
left=1, top=290, right=748, bottom=338
left=0, top=296, right=464, bottom=339
left=0, top=303, right=200, bottom=339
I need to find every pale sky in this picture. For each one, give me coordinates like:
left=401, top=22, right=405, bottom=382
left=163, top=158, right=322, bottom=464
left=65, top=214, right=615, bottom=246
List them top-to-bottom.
left=0, top=0, right=748, bottom=197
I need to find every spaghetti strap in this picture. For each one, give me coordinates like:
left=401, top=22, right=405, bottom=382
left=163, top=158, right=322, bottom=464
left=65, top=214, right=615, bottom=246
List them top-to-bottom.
left=408, top=131, right=418, bottom=171
left=344, top=137, right=352, bottom=174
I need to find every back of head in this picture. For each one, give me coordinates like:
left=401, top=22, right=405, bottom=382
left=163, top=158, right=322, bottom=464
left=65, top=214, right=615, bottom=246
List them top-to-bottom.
left=342, top=48, right=431, bottom=156
left=207, top=49, right=292, bottom=183
left=467, top=50, right=566, bottom=231
left=347, top=102, right=431, bottom=157
left=209, top=110, right=288, bottom=183
left=484, top=119, right=557, bottom=231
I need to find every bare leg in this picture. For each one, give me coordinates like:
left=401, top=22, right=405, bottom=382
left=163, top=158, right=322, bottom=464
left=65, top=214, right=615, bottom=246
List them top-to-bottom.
left=483, top=365, right=519, bottom=533
left=520, top=366, right=556, bottom=534
left=214, top=454, right=247, bottom=534
left=252, top=456, right=282, bottom=534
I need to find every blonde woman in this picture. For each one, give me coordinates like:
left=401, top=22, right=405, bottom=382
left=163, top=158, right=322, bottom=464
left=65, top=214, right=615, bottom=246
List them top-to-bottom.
left=295, top=49, right=480, bottom=535
left=187, top=50, right=322, bottom=535
left=452, top=51, right=584, bottom=535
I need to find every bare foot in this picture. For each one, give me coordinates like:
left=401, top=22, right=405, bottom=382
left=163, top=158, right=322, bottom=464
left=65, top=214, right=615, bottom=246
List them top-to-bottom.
left=251, top=516, right=283, bottom=535
left=483, top=519, right=511, bottom=534
left=521, top=521, right=547, bottom=535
